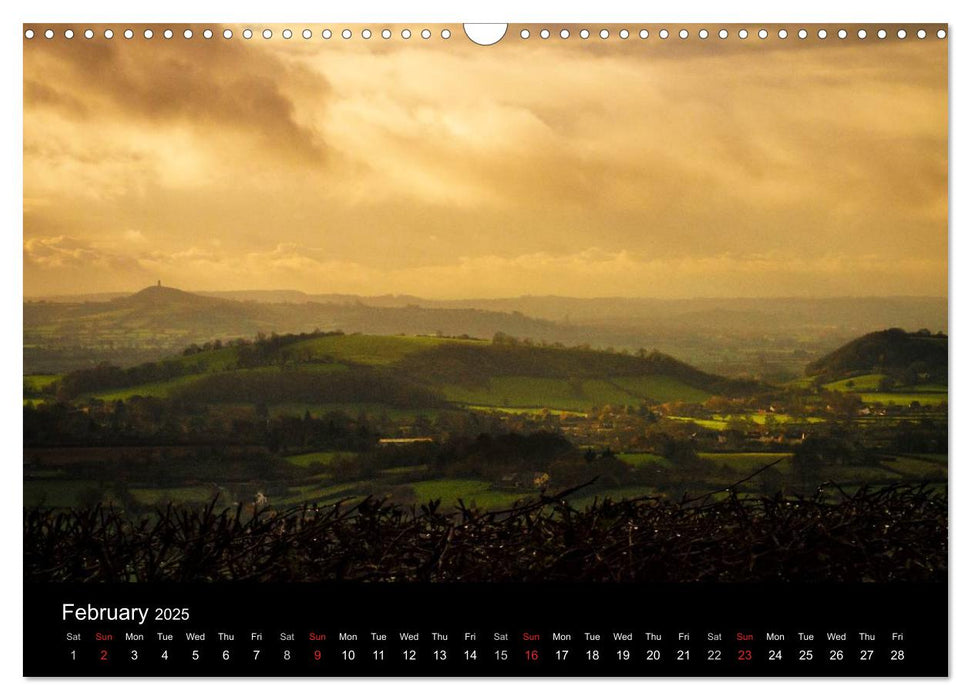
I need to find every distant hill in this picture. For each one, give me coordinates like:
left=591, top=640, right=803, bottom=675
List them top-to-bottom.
left=120, top=285, right=242, bottom=310
left=24, top=286, right=948, bottom=380
left=24, top=286, right=580, bottom=373
left=195, top=291, right=947, bottom=334
left=805, top=328, right=948, bottom=384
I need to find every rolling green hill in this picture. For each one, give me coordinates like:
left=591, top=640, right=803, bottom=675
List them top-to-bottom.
left=806, top=328, right=947, bottom=384
left=47, top=331, right=751, bottom=412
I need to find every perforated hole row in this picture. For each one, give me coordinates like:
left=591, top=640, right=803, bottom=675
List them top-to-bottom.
left=23, top=26, right=947, bottom=41
left=24, top=26, right=455, bottom=40
left=515, top=26, right=945, bottom=41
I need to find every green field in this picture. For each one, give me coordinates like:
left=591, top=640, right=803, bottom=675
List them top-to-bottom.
left=287, top=334, right=482, bottom=366
left=172, top=346, right=240, bottom=372
left=89, top=364, right=351, bottom=402
left=817, top=372, right=947, bottom=407
left=90, top=373, right=210, bottom=401
left=23, top=374, right=60, bottom=393
left=824, top=374, right=888, bottom=392
left=443, top=375, right=708, bottom=412
left=612, top=375, right=711, bottom=403
left=443, top=377, right=591, bottom=411
left=859, top=392, right=948, bottom=406
left=265, top=402, right=443, bottom=420
left=466, top=405, right=588, bottom=417
left=668, top=413, right=825, bottom=431
left=723, top=413, right=823, bottom=426
left=284, top=451, right=350, bottom=467
left=696, top=451, right=945, bottom=485
left=698, top=452, right=793, bottom=472
left=617, top=453, right=675, bottom=469
left=879, top=455, right=947, bottom=479
left=380, top=465, right=430, bottom=476
left=269, top=477, right=530, bottom=510
left=24, top=479, right=101, bottom=507
left=411, top=479, right=529, bottom=510
left=273, top=480, right=371, bottom=507
left=129, top=486, right=220, bottom=505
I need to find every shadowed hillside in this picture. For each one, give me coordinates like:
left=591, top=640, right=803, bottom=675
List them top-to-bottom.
left=806, top=328, right=947, bottom=384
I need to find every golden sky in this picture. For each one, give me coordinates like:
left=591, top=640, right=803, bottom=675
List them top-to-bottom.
left=23, top=25, right=948, bottom=298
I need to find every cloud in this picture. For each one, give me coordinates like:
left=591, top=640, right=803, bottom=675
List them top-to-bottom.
left=22, top=28, right=947, bottom=298
left=24, top=31, right=329, bottom=166
left=24, top=236, right=147, bottom=272
left=23, top=237, right=946, bottom=299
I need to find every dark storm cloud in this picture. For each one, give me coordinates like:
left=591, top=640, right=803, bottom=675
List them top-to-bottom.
left=24, top=26, right=329, bottom=166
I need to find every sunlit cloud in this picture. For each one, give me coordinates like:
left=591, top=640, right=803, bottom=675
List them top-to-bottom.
left=23, top=30, right=947, bottom=298
left=24, top=237, right=945, bottom=299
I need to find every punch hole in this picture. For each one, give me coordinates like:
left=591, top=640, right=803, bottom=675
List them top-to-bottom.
left=464, top=24, right=506, bottom=45
left=24, top=28, right=34, bottom=39
left=45, top=29, right=54, bottom=39
left=64, top=29, right=74, bottom=39
left=84, top=29, right=94, bottom=39
left=124, top=29, right=133, bottom=39
left=143, top=29, right=153, bottom=39
left=182, top=29, right=191, bottom=39
left=202, top=29, right=213, bottom=39
left=224, top=29, right=233, bottom=39
left=243, top=29, right=253, bottom=39
left=263, top=29, right=273, bottom=39
left=283, top=29, right=293, bottom=39
left=302, top=29, right=312, bottom=39
left=323, top=29, right=333, bottom=39
left=341, top=29, right=351, bottom=39
left=362, top=29, right=372, bottom=39
left=382, top=29, right=391, bottom=39
left=402, top=29, right=411, bottom=39
left=421, top=29, right=430, bottom=39
left=441, top=29, right=451, bottom=39
left=520, top=29, right=529, bottom=39
left=540, top=29, right=550, bottom=39
left=561, top=29, right=570, bottom=39
left=581, top=29, right=590, bottom=39
left=599, top=29, right=609, bottom=39
left=619, top=29, right=629, bottom=39
left=639, top=29, right=648, bottom=39
left=659, top=29, right=669, bottom=39
left=678, top=29, right=688, bottom=39
left=699, top=29, right=709, bottom=39
left=718, top=29, right=728, bottom=39
left=738, top=29, right=748, bottom=39
left=758, top=29, right=768, bottom=39
left=778, top=29, right=788, bottom=39
left=798, top=29, right=808, bottom=39
left=817, top=29, right=827, bottom=39
left=837, top=29, right=847, bottom=39
left=857, top=29, right=867, bottom=39
left=877, top=29, right=887, bottom=39
left=897, top=29, right=907, bottom=39
left=917, top=29, right=926, bottom=39
left=937, top=29, right=946, bottom=38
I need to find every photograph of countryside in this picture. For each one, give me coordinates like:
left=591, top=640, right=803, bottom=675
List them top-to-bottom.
left=23, top=26, right=947, bottom=584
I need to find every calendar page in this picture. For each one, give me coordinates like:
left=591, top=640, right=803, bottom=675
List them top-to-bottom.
left=22, top=22, right=948, bottom=677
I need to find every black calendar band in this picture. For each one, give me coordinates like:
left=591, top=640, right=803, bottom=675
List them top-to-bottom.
left=24, top=582, right=947, bottom=677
